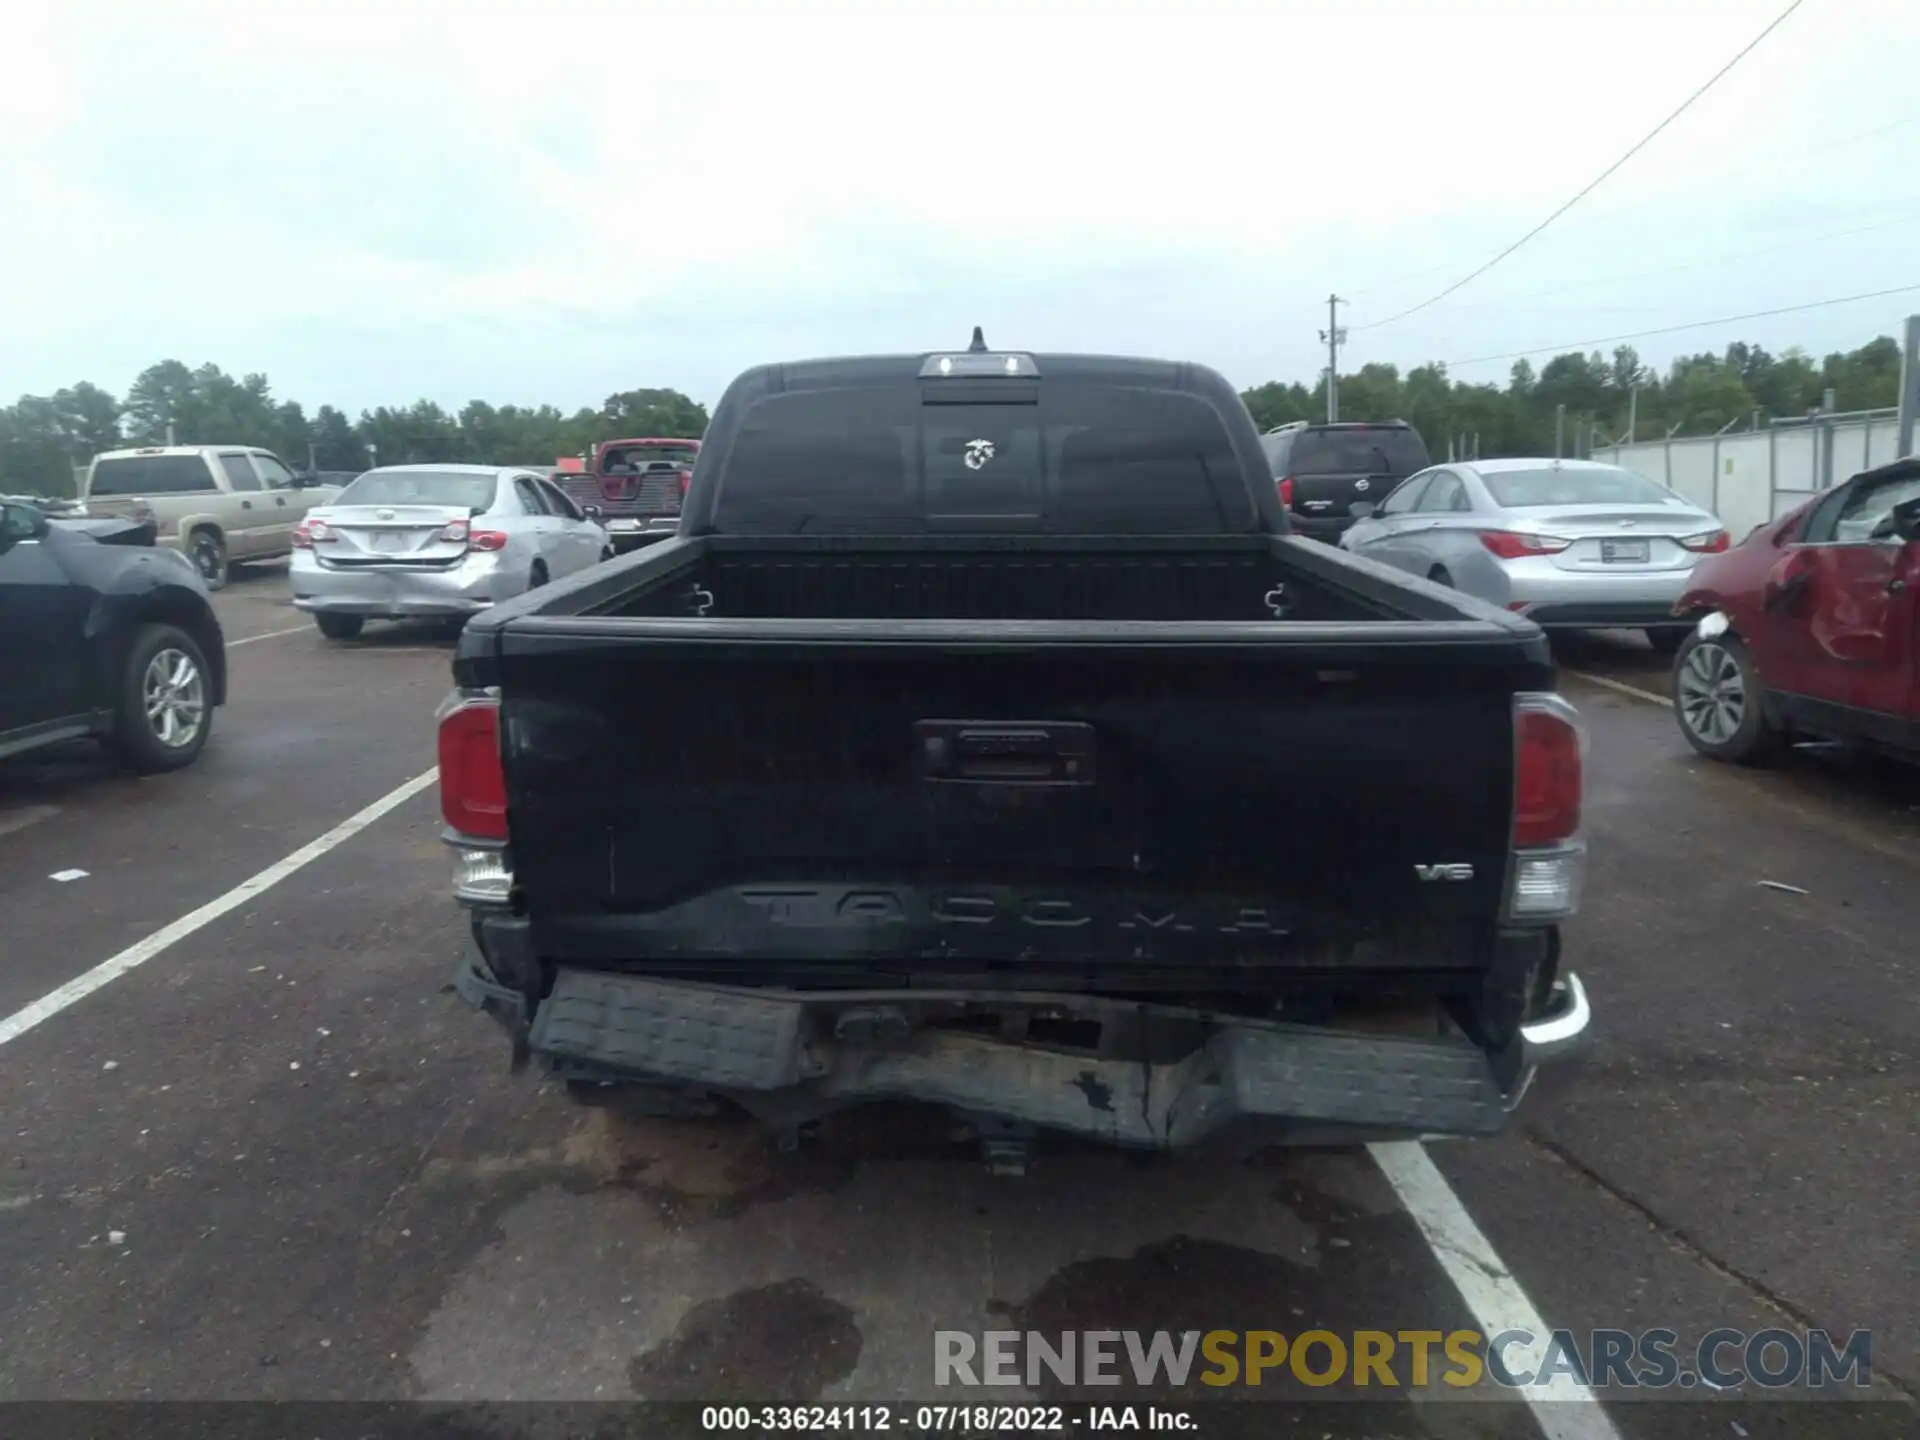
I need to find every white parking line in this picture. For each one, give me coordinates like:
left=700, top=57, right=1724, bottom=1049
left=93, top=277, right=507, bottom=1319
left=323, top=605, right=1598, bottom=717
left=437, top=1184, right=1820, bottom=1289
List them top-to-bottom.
left=228, top=624, right=312, bottom=647
left=1563, top=670, right=1674, bottom=710
left=0, top=766, right=438, bottom=1049
left=1370, top=1141, right=1623, bottom=1440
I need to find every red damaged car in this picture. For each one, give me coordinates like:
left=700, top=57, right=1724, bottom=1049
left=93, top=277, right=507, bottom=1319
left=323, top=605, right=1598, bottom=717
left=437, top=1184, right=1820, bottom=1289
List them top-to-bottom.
left=1670, top=455, right=1920, bottom=764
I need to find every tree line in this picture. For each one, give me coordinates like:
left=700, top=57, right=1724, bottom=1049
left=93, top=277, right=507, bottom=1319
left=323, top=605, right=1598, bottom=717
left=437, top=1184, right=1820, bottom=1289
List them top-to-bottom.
left=0, top=333, right=1907, bottom=497
left=1241, top=334, right=1907, bottom=457
left=0, top=360, right=709, bottom=497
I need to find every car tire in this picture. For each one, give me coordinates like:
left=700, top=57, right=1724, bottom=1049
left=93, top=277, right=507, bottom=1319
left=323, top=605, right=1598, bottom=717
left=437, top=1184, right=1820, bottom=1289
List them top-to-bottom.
left=187, top=528, right=229, bottom=591
left=600, top=547, right=615, bottom=564
left=529, top=561, right=549, bottom=590
left=1428, top=566, right=1454, bottom=587
left=314, top=612, right=364, bottom=641
left=111, top=623, right=214, bottom=774
left=1645, top=627, right=1688, bottom=656
left=1672, top=629, right=1780, bottom=765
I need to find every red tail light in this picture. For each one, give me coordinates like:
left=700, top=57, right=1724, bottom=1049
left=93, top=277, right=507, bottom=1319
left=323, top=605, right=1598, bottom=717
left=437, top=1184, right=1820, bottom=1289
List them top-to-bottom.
left=680, top=469, right=693, bottom=497
left=1278, top=476, right=1295, bottom=507
left=292, top=518, right=335, bottom=548
left=438, top=518, right=471, bottom=543
left=468, top=529, right=508, bottom=552
left=1679, top=529, right=1730, bottom=553
left=1481, top=530, right=1573, bottom=560
left=438, top=695, right=507, bottom=841
left=1513, top=695, right=1584, bottom=847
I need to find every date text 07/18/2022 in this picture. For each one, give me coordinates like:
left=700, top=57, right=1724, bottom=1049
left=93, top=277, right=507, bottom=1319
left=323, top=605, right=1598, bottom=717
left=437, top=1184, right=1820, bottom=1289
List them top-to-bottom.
left=701, top=1403, right=1194, bottom=1433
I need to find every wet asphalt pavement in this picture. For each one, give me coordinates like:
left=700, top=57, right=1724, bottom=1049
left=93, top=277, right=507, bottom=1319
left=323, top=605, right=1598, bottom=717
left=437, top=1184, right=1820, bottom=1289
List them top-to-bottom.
left=1, top=572, right=1915, bottom=1437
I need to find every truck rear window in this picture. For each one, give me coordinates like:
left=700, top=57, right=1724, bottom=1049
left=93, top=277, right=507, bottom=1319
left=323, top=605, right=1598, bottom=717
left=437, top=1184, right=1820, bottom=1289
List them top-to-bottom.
left=711, top=383, right=1254, bottom=533
left=1286, top=429, right=1429, bottom=477
left=601, top=444, right=698, bottom=473
left=88, top=455, right=217, bottom=496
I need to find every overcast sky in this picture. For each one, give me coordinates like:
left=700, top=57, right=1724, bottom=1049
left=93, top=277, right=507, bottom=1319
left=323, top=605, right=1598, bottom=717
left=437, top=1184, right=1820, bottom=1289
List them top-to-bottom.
left=3, top=0, right=1915, bottom=415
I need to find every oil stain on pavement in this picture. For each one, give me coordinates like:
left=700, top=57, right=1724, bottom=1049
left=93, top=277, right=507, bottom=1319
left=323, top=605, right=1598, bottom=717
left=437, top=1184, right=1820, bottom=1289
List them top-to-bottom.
left=404, top=1102, right=1519, bottom=1408
left=627, top=1278, right=862, bottom=1400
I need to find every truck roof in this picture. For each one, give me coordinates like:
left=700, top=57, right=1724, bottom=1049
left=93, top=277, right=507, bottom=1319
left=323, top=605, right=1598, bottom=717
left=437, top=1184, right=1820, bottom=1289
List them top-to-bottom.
left=688, top=345, right=1282, bottom=538
left=733, top=350, right=1214, bottom=394
left=92, top=445, right=276, bottom=461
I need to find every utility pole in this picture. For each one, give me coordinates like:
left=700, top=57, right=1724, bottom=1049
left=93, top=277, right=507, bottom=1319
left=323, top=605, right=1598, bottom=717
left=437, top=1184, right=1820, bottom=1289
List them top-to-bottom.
left=1319, top=295, right=1347, bottom=423
left=1898, top=313, right=1919, bottom=458
left=1626, top=385, right=1639, bottom=444
left=1554, top=404, right=1566, bottom=458
left=165, top=422, right=176, bottom=446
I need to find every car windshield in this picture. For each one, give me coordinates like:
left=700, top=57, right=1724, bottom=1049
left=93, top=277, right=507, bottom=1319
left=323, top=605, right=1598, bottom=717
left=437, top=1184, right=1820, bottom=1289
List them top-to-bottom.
left=1287, top=428, right=1429, bottom=476
left=1483, top=466, right=1678, bottom=508
left=335, top=469, right=499, bottom=510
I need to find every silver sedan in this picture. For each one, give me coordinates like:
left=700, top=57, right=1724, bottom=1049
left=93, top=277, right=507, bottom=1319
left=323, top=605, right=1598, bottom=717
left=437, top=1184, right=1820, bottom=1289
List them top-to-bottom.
left=1338, top=458, right=1728, bottom=652
left=290, top=464, right=613, bottom=641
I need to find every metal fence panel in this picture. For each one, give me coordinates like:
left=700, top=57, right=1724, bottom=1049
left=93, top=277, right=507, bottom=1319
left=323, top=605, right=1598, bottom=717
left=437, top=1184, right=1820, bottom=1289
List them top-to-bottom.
left=1602, top=411, right=1898, bottom=540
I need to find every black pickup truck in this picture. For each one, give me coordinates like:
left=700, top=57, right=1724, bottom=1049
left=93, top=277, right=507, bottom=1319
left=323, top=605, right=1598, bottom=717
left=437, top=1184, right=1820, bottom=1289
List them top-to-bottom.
left=440, top=338, right=1592, bottom=1168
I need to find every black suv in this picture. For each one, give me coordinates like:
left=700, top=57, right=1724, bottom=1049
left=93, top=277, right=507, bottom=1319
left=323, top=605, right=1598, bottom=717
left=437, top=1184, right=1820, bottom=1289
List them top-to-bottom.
left=1261, top=420, right=1431, bottom=543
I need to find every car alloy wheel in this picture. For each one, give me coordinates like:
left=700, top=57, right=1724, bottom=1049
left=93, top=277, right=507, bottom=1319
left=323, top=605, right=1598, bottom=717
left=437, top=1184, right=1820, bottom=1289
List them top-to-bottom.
left=1676, top=640, right=1746, bottom=746
left=143, top=646, right=208, bottom=749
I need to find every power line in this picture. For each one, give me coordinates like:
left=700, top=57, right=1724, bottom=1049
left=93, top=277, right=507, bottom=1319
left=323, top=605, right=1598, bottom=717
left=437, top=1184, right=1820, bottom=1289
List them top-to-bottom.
left=1352, top=0, right=1808, bottom=333
left=1267, top=109, right=1913, bottom=332
left=1345, top=111, right=1919, bottom=310
left=1409, top=204, right=1920, bottom=317
left=1439, top=283, right=1920, bottom=369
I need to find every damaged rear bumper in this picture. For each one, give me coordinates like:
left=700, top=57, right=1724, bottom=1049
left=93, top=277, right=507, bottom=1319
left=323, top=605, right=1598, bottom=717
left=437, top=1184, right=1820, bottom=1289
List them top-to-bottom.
left=452, top=956, right=1592, bottom=1149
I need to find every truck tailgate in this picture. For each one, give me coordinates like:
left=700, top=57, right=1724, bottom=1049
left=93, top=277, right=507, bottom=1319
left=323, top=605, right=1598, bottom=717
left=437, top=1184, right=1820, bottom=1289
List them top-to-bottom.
left=492, top=622, right=1546, bottom=987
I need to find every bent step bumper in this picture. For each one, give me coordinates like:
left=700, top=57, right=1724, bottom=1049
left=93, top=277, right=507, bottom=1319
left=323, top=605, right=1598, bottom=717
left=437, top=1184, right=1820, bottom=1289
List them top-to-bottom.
left=460, top=963, right=1593, bottom=1148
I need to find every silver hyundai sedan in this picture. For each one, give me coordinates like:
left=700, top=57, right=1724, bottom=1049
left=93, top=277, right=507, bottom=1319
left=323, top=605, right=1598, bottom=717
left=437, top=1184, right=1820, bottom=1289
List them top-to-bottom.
left=1338, top=458, right=1728, bottom=652
left=290, top=464, right=613, bottom=640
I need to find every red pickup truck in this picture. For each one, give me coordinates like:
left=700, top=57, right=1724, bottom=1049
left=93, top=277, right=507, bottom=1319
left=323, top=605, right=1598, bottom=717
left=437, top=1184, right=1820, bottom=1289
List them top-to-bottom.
left=553, top=437, right=701, bottom=553
left=1670, top=455, right=1920, bottom=764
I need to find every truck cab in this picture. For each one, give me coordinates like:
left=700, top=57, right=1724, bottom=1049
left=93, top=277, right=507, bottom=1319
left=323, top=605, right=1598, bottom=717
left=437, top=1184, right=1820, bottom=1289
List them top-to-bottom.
left=82, top=445, right=340, bottom=589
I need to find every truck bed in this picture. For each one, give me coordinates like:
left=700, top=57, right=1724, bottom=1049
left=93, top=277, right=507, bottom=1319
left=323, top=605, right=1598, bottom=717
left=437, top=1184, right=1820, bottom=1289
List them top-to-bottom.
left=457, top=532, right=1551, bottom=1010
left=540, top=533, right=1470, bottom=624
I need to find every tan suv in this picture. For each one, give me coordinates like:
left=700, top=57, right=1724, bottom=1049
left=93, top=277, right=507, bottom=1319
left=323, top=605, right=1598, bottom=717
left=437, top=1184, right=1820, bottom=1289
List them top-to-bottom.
left=82, top=446, right=342, bottom=589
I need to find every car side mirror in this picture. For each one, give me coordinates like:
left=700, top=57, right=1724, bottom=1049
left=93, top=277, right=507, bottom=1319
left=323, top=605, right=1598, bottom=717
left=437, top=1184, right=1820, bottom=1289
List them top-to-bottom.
left=1875, top=496, right=1920, bottom=542
left=1351, top=502, right=1378, bottom=520
left=0, top=504, right=48, bottom=552
left=582, top=504, right=605, bottom=522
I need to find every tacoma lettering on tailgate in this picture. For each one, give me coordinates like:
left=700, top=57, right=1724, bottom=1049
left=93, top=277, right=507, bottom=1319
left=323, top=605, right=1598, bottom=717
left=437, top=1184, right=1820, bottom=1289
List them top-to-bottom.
left=736, top=886, right=1292, bottom=937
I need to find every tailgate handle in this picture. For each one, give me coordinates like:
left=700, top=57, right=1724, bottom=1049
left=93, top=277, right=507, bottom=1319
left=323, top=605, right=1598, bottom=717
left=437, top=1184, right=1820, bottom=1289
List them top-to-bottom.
left=915, top=721, right=1096, bottom=785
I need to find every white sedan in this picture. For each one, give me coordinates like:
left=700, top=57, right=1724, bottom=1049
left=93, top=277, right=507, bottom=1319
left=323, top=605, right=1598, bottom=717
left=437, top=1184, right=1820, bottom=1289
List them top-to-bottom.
left=290, top=464, right=613, bottom=640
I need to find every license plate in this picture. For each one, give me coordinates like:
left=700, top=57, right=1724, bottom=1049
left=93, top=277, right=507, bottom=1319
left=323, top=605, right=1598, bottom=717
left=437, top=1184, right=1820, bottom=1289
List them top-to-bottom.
left=1601, top=539, right=1649, bottom=563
